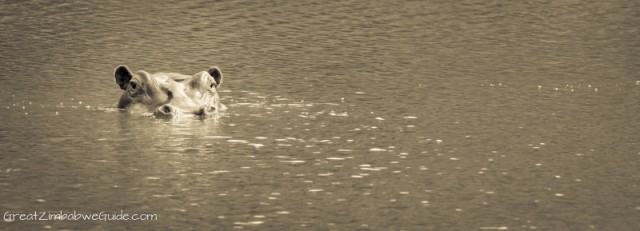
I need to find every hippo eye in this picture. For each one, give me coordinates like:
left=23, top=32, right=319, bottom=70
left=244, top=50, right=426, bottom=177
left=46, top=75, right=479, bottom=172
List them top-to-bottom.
left=130, top=82, right=137, bottom=89
left=210, top=83, right=215, bottom=88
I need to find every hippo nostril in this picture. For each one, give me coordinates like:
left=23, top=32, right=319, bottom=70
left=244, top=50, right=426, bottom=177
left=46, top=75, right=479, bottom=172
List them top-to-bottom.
left=210, top=83, right=215, bottom=88
left=162, top=105, right=171, bottom=113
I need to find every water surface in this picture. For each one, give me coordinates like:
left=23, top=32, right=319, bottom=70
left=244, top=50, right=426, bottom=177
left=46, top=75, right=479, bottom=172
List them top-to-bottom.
left=1, top=0, right=639, bottom=230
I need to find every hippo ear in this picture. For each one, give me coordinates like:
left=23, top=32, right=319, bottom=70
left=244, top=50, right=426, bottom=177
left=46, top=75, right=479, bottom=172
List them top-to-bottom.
left=115, top=65, right=133, bottom=90
left=207, top=67, right=223, bottom=87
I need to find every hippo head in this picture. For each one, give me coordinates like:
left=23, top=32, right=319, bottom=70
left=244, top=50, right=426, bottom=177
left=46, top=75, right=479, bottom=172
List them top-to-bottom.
left=114, top=65, right=224, bottom=118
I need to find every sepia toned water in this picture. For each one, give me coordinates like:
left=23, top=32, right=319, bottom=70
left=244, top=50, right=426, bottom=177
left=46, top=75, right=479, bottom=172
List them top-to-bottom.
left=1, top=0, right=640, bottom=230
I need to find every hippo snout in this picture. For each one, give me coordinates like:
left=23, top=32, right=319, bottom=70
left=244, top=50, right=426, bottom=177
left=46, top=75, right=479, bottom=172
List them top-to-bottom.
left=153, top=104, right=218, bottom=118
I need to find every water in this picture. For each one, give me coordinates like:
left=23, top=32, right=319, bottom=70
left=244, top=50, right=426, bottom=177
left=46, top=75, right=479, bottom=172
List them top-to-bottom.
left=1, top=0, right=639, bottom=230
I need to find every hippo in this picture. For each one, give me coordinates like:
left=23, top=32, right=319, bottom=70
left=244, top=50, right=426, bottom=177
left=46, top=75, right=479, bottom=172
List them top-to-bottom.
left=113, top=65, right=225, bottom=118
